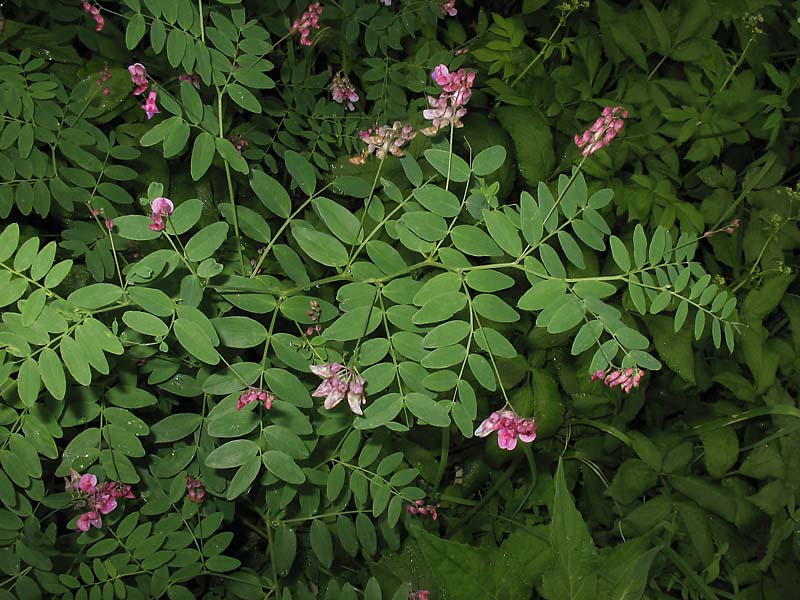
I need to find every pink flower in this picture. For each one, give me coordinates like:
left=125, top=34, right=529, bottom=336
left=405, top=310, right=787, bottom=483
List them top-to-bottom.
left=381, top=0, right=392, bottom=5
left=441, top=0, right=457, bottom=16
left=83, top=2, right=104, bottom=31
left=290, top=2, right=323, bottom=46
left=128, top=63, right=148, bottom=96
left=421, top=65, right=475, bottom=136
left=179, top=72, right=201, bottom=89
left=330, top=72, right=359, bottom=111
left=141, top=89, right=160, bottom=120
left=574, top=106, right=628, bottom=157
left=351, top=121, right=416, bottom=163
left=148, top=197, right=174, bottom=232
left=311, top=363, right=367, bottom=415
left=591, top=367, right=644, bottom=394
left=237, top=387, right=274, bottom=411
left=474, top=410, right=537, bottom=451
left=66, top=471, right=134, bottom=532
left=78, top=474, right=97, bottom=494
left=185, top=474, right=205, bottom=503
left=406, top=499, right=439, bottom=520
left=77, top=511, right=102, bottom=532
left=410, top=591, right=431, bottom=600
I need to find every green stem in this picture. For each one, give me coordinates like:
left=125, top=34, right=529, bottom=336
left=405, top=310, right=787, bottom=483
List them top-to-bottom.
left=197, top=0, right=205, bottom=43
left=510, top=17, right=565, bottom=89
left=445, top=124, right=455, bottom=192
left=346, top=157, right=385, bottom=270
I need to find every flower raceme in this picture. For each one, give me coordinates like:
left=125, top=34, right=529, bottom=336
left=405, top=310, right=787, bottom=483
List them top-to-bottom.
left=441, top=0, right=457, bottom=16
left=82, top=2, right=104, bottom=31
left=290, top=2, right=323, bottom=46
left=128, top=63, right=148, bottom=96
left=421, top=64, right=475, bottom=136
left=330, top=72, right=359, bottom=111
left=142, top=89, right=160, bottom=120
left=574, top=106, right=628, bottom=157
left=349, top=121, right=416, bottom=164
left=148, top=197, right=174, bottom=231
left=310, top=362, right=367, bottom=415
left=591, top=368, right=644, bottom=394
left=237, top=387, right=274, bottom=411
left=474, top=410, right=537, bottom=451
left=65, top=469, right=134, bottom=532
left=185, top=475, right=205, bottom=504
left=406, top=499, right=440, bottom=520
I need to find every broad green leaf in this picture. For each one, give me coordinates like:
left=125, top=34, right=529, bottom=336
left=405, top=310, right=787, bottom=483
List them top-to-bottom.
left=227, top=83, right=261, bottom=113
left=190, top=132, right=215, bottom=181
left=472, top=146, right=507, bottom=176
left=423, top=149, right=470, bottom=183
left=284, top=150, right=316, bottom=196
left=251, top=169, right=291, bottom=218
left=412, top=185, right=460, bottom=217
left=520, top=190, right=543, bottom=246
left=314, top=197, right=362, bottom=244
left=483, top=210, right=522, bottom=256
left=185, top=222, right=229, bottom=262
left=292, top=225, right=348, bottom=267
left=451, top=225, right=503, bottom=257
left=633, top=225, right=647, bottom=268
left=610, top=236, right=630, bottom=272
left=518, top=279, right=566, bottom=311
left=68, top=284, right=123, bottom=310
left=123, top=311, right=169, bottom=337
left=174, top=318, right=220, bottom=364
left=38, top=347, right=66, bottom=400
left=404, top=393, right=450, bottom=427
left=151, top=414, right=203, bottom=443
left=206, top=439, right=259, bottom=469
left=263, top=450, right=306, bottom=484
left=542, top=460, right=597, bottom=600
left=310, top=521, right=334, bottom=568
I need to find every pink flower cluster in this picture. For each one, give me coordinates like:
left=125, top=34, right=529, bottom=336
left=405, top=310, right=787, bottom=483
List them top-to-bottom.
left=441, top=0, right=457, bottom=16
left=82, top=2, right=104, bottom=31
left=290, top=2, right=323, bottom=46
left=127, top=63, right=160, bottom=119
left=128, top=63, right=148, bottom=96
left=421, top=64, right=475, bottom=136
left=96, top=67, right=112, bottom=96
left=179, top=72, right=201, bottom=89
left=331, top=72, right=359, bottom=111
left=142, top=90, right=159, bottom=120
left=574, top=106, right=628, bottom=157
left=350, top=121, right=416, bottom=164
left=230, top=134, right=249, bottom=154
left=148, top=197, right=174, bottom=232
left=703, top=218, right=740, bottom=238
left=305, top=299, right=323, bottom=336
left=311, top=362, right=367, bottom=415
left=591, top=368, right=644, bottom=394
left=237, top=387, right=274, bottom=411
left=474, top=410, right=537, bottom=451
left=65, top=469, right=134, bottom=532
left=185, top=474, right=205, bottom=503
left=406, top=499, right=439, bottom=520
left=409, top=590, right=431, bottom=600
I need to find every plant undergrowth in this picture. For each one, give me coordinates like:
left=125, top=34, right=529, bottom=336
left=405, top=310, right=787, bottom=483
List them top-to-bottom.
left=0, top=0, right=799, bottom=599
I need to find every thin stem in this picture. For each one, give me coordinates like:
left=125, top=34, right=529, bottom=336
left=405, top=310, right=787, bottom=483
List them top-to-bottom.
left=197, top=0, right=205, bottom=43
left=510, top=17, right=566, bottom=89
left=216, top=88, right=246, bottom=274
left=445, top=124, right=455, bottom=192
left=346, top=158, right=385, bottom=270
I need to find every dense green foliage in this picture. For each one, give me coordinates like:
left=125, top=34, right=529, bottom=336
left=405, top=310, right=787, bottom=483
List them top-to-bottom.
left=0, top=0, right=799, bottom=598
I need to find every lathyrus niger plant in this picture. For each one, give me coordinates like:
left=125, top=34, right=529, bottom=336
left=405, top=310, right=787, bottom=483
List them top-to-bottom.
left=0, top=0, right=799, bottom=598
